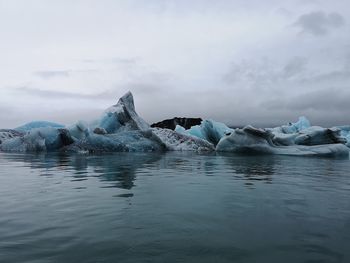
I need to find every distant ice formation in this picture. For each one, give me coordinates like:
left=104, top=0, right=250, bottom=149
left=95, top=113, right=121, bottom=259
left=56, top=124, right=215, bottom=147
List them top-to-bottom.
left=0, top=92, right=349, bottom=157
left=175, top=119, right=233, bottom=145
left=216, top=125, right=349, bottom=157
left=152, top=127, right=214, bottom=152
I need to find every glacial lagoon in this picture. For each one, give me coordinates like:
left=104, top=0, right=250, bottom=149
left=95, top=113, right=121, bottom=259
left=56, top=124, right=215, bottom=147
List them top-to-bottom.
left=0, top=152, right=349, bottom=263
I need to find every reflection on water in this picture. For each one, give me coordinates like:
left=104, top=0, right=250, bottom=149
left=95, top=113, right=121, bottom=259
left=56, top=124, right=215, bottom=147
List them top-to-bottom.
left=0, top=152, right=349, bottom=263
left=1, top=152, right=280, bottom=189
left=2, top=152, right=163, bottom=190
left=220, top=153, right=276, bottom=185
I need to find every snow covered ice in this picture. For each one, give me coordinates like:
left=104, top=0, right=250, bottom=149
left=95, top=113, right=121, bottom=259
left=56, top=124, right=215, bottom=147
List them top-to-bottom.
left=0, top=92, right=349, bottom=157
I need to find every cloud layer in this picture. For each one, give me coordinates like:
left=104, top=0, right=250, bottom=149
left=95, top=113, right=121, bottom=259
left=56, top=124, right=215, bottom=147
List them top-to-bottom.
left=0, top=0, right=349, bottom=128
left=293, top=11, right=345, bottom=36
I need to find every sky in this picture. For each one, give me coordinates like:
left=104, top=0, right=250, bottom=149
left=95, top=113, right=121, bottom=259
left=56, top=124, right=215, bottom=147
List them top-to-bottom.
left=0, top=0, right=350, bottom=128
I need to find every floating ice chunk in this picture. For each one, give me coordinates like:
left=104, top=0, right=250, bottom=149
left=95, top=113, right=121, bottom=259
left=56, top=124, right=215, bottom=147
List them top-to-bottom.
left=98, top=91, right=150, bottom=133
left=2, top=92, right=349, bottom=156
left=98, top=111, right=122, bottom=133
left=281, top=116, right=311, bottom=134
left=266, top=117, right=345, bottom=146
left=175, top=119, right=233, bottom=145
left=201, top=120, right=233, bottom=145
left=15, top=121, right=65, bottom=132
left=67, top=121, right=90, bottom=140
left=176, top=124, right=205, bottom=140
left=174, top=125, right=186, bottom=133
left=216, top=125, right=349, bottom=157
left=268, top=125, right=347, bottom=146
left=294, top=126, right=346, bottom=146
left=337, top=126, right=350, bottom=147
left=1, top=128, right=74, bottom=152
left=152, top=128, right=215, bottom=152
left=0, top=129, right=24, bottom=145
left=62, top=130, right=165, bottom=153
left=269, top=132, right=298, bottom=146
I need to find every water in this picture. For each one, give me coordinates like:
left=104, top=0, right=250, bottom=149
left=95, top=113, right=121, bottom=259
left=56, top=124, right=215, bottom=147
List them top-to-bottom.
left=0, top=152, right=349, bottom=263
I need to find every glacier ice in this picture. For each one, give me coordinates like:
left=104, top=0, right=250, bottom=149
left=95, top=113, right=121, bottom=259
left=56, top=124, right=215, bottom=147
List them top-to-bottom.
left=97, top=91, right=150, bottom=133
left=0, top=92, right=349, bottom=157
left=0, top=92, right=163, bottom=153
left=280, top=116, right=311, bottom=134
left=215, top=117, right=349, bottom=157
left=175, top=119, right=233, bottom=145
left=15, top=121, right=65, bottom=132
left=67, top=121, right=90, bottom=140
left=216, top=125, right=349, bottom=157
left=294, top=126, right=346, bottom=146
left=337, top=126, right=350, bottom=147
left=1, top=127, right=74, bottom=152
left=152, top=127, right=214, bottom=152
left=268, top=127, right=346, bottom=147
left=0, top=129, right=24, bottom=144
left=62, top=130, right=166, bottom=153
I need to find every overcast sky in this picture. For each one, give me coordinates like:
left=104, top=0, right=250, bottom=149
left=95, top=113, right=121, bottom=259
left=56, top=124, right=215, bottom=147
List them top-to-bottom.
left=1, top=0, right=350, bottom=128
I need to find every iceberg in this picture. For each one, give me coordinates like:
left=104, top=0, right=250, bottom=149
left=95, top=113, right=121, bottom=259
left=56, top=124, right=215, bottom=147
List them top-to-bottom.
left=97, top=91, right=150, bottom=133
left=0, top=92, right=349, bottom=157
left=0, top=92, right=162, bottom=153
left=61, top=92, right=166, bottom=153
left=280, top=116, right=311, bottom=134
left=265, top=117, right=347, bottom=148
left=175, top=119, right=233, bottom=145
left=15, top=121, right=65, bottom=132
left=67, top=121, right=90, bottom=140
left=216, top=125, right=349, bottom=157
left=294, top=126, right=346, bottom=146
left=337, top=126, right=350, bottom=147
left=1, top=127, right=74, bottom=152
left=152, top=127, right=214, bottom=151
left=0, top=129, right=24, bottom=144
left=62, top=130, right=166, bottom=153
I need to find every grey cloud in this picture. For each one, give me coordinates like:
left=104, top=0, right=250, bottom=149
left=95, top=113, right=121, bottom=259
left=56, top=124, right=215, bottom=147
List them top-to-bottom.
left=299, top=0, right=321, bottom=6
left=293, top=11, right=345, bottom=36
left=223, top=56, right=350, bottom=126
left=223, top=56, right=350, bottom=90
left=82, top=57, right=138, bottom=65
left=223, top=57, right=308, bottom=90
left=283, top=57, right=308, bottom=78
left=223, top=58, right=277, bottom=86
left=34, top=69, right=99, bottom=79
left=299, top=69, right=350, bottom=84
left=35, top=70, right=71, bottom=79
left=14, top=77, right=167, bottom=101
left=121, top=83, right=163, bottom=95
left=15, top=86, right=97, bottom=99
left=259, top=87, right=350, bottom=127
left=262, top=87, right=350, bottom=111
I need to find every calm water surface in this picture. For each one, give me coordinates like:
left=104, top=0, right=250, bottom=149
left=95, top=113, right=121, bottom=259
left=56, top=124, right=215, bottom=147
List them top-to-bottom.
left=0, top=152, right=349, bottom=263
